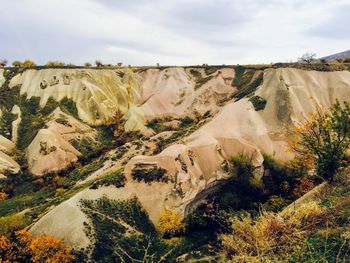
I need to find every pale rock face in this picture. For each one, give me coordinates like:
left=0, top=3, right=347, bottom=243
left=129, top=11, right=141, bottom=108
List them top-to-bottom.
left=7, top=67, right=235, bottom=134
left=139, top=67, right=235, bottom=120
left=10, top=68, right=143, bottom=127
left=30, top=68, right=350, bottom=249
left=125, top=68, right=350, bottom=216
left=0, top=69, right=5, bottom=87
left=11, top=105, right=21, bottom=144
left=47, top=108, right=96, bottom=142
left=26, top=109, right=96, bottom=176
left=27, top=129, right=81, bottom=176
left=0, top=135, right=20, bottom=177
left=0, top=135, right=15, bottom=153
left=0, top=151, right=20, bottom=177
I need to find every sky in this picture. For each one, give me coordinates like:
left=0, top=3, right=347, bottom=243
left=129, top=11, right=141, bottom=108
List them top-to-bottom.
left=0, top=0, right=349, bottom=66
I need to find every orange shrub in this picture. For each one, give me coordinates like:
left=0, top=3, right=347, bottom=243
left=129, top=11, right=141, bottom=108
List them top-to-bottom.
left=292, top=178, right=315, bottom=198
left=0, top=192, right=8, bottom=201
left=0, top=229, right=74, bottom=263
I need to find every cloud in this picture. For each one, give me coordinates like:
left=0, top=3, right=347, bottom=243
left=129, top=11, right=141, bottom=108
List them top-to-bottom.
left=0, top=0, right=348, bottom=65
left=306, top=3, right=350, bottom=39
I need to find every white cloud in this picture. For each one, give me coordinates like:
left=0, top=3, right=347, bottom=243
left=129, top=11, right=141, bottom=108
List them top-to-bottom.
left=0, top=0, right=348, bottom=65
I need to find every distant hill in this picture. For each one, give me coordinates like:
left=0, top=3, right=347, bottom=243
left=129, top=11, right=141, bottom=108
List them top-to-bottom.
left=321, top=50, right=350, bottom=61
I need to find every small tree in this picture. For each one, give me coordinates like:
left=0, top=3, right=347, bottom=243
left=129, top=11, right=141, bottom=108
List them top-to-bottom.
left=298, top=52, right=317, bottom=64
left=0, top=59, right=8, bottom=67
left=22, top=60, right=36, bottom=68
left=95, top=60, right=103, bottom=67
left=12, top=61, right=22, bottom=67
left=45, top=61, right=65, bottom=67
left=84, top=62, right=92, bottom=67
left=290, top=100, right=350, bottom=182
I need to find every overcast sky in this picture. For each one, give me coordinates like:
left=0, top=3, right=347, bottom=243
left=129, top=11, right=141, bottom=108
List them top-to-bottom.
left=0, top=0, right=349, bottom=66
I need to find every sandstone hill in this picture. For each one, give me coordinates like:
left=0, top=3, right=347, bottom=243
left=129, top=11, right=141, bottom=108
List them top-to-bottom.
left=1, top=64, right=350, bottom=258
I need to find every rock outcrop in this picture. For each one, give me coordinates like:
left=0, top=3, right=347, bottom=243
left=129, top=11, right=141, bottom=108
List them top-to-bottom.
left=30, top=67, right=350, bottom=248
left=9, top=68, right=143, bottom=128
left=26, top=108, right=96, bottom=176
left=0, top=135, right=20, bottom=178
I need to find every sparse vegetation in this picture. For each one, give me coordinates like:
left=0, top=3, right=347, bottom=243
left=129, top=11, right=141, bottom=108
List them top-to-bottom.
left=298, top=52, right=317, bottom=64
left=0, top=59, right=8, bottom=67
left=22, top=60, right=36, bottom=68
left=95, top=60, right=103, bottom=67
left=45, top=61, right=66, bottom=67
left=2, top=63, right=350, bottom=262
left=204, top=66, right=220, bottom=75
left=190, top=69, right=214, bottom=89
left=233, top=71, right=264, bottom=100
left=249, top=95, right=267, bottom=111
left=16, top=97, right=47, bottom=150
left=59, top=97, right=79, bottom=120
left=290, top=100, right=350, bottom=182
left=0, top=111, right=17, bottom=139
left=55, top=117, right=69, bottom=126
left=146, top=118, right=170, bottom=133
left=67, top=157, right=105, bottom=183
left=132, top=166, right=168, bottom=183
left=90, top=170, right=125, bottom=189
left=80, top=197, right=180, bottom=262
left=220, top=201, right=327, bottom=262
left=158, top=209, right=185, bottom=238
left=0, top=214, right=29, bottom=237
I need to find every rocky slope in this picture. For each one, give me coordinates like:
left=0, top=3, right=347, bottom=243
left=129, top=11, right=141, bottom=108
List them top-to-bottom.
left=321, top=49, right=350, bottom=61
left=1, top=65, right=350, bottom=250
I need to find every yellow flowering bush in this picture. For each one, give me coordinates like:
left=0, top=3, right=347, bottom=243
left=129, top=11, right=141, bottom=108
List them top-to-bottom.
left=157, top=209, right=185, bottom=237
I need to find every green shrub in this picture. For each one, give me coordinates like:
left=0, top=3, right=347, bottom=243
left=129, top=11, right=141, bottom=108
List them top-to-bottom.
left=204, top=66, right=219, bottom=75
left=232, top=66, right=245, bottom=87
left=190, top=68, right=214, bottom=89
left=189, top=69, right=201, bottom=78
left=233, top=69, right=254, bottom=88
left=234, top=72, right=264, bottom=100
left=195, top=75, right=213, bottom=89
left=0, top=85, right=20, bottom=110
left=249, top=95, right=267, bottom=111
left=16, top=97, right=46, bottom=150
left=41, top=97, right=59, bottom=115
left=59, top=97, right=79, bottom=119
left=290, top=100, right=350, bottom=182
left=0, top=111, right=17, bottom=139
left=181, top=116, right=194, bottom=126
left=55, top=117, right=69, bottom=126
left=146, top=118, right=168, bottom=133
left=262, top=153, right=306, bottom=198
left=230, top=154, right=255, bottom=178
left=205, top=155, right=263, bottom=211
left=67, top=158, right=105, bottom=183
left=132, top=166, right=168, bottom=183
left=90, top=171, right=125, bottom=189
left=0, top=189, right=54, bottom=217
left=263, top=195, right=288, bottom=212
left=80, top=197, right=179, bottom=262
left=0, top=214, right=29, bottom=237
left=290, top=233, right=350, bottom=262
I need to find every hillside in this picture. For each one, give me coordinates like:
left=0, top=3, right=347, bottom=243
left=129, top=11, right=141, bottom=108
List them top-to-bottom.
left=321, top=50, right=350, bottom=61
left=1, top=64, right=350, bottom=261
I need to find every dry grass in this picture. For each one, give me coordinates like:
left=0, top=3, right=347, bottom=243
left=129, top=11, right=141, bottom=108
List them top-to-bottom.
left=220, top=201, right=326, bottom=262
